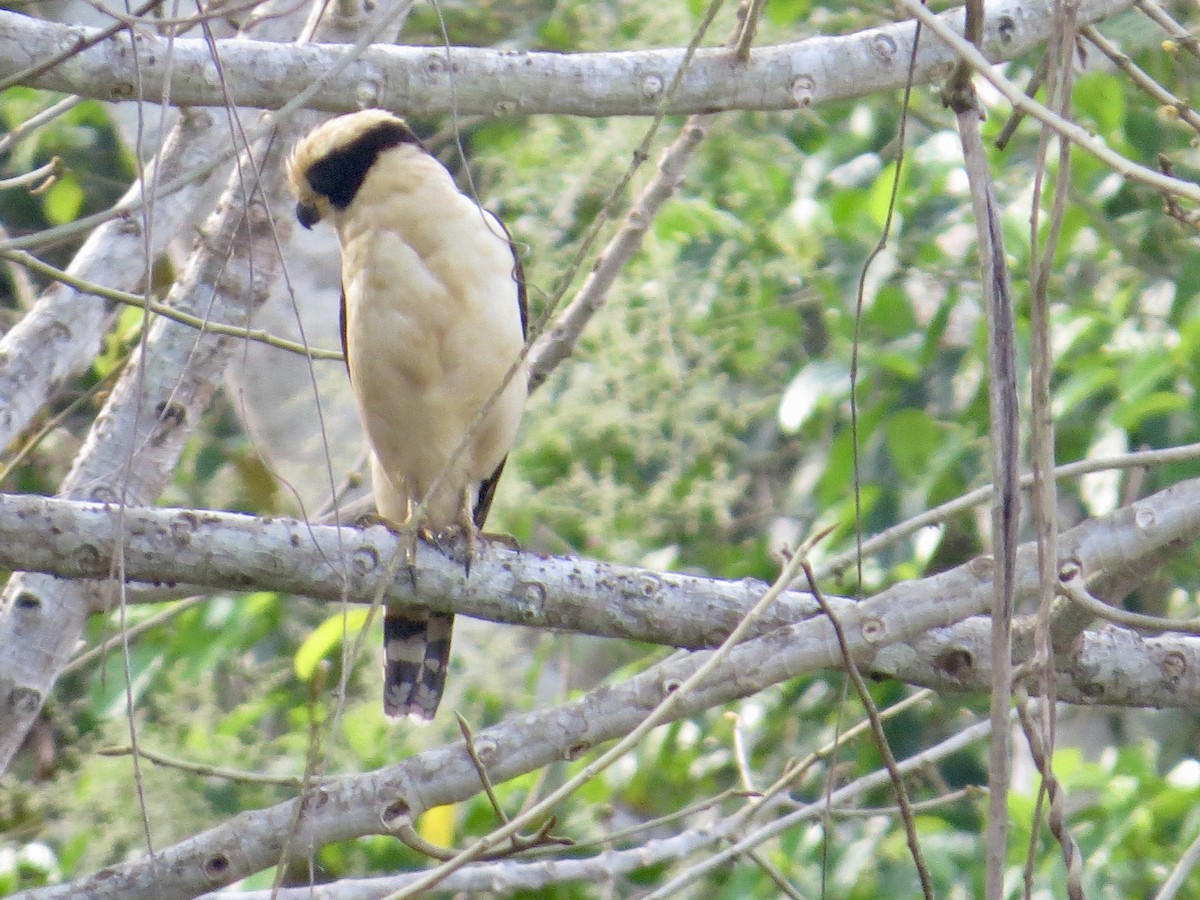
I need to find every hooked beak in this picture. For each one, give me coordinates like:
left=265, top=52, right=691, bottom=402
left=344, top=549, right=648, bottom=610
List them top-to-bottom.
left=296, top=201, right=321, bottom=229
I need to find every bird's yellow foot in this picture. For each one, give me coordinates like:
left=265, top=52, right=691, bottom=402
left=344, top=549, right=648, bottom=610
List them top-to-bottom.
left=355, top=512, right=421, bottom=587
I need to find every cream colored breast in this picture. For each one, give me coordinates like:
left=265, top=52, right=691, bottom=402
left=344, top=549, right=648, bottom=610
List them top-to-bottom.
left=333, top=149, right=526, bottom=526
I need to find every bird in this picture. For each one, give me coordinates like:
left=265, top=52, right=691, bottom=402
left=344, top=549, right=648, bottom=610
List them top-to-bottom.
left=285, top=109, right=528, bottom=721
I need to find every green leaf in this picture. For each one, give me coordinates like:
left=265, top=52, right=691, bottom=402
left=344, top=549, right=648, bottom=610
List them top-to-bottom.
left=764, top=0, right=811, bottom=25
left=1075, top=72, right=1125, bottom=137
left=866, top=161, right=904, bottom=228
left=42, top=172, right=84, bottom=224
left=653, top=197, right=748, bottom=243
left=865, top=283, right=917, bottom=339
left=875, top=347, right=921, bottom=381
left=778, top=360, right=850, bottom=434
left=1053, top=366, right=1118, bottom=418
left=1113, top=390, right=1189, bottom=430
left=885, top=410, right=943, bottom=480
left=295, top=608, right=372, bottom=682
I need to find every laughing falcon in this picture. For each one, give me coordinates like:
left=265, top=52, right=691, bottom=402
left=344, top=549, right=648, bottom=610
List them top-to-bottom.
left=285, top=110, right=528, bottom=721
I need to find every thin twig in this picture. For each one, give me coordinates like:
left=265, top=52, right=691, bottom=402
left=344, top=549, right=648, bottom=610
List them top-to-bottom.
left=731, top=0, right=767, bottom=61
left=898, top=0, right=1200, bottom=204
left=1133, top=0, right=1200, bottom=60
left=1026, top=5, right=1079, bottom=891
left=1083, top=25, right=1200, bottom=135
left=948, top=40, right=1019, bottom=898
left=994, top=56, right=1048, bottom=151
left=0, top=95, right=85, bottom=156
left=0, top=157, right=63, bottom=192
left=0, top=248, right=343, bottom=360
left=817, top=443, right=1200, bottom=579
left=801, top=559, right=935, bottom=898
left=1058, top=563, right=1200, bottom=633
left=61, top=595, right=207, bottom=677
left=1014, top=691, right=1084, bottom=900
left=727, top=711, right=757, bottom=793
left=457, top=712, right=511, bottom=824
left=646, top=714, right=1002, bottom=898
left=97, top=742, right=327, bottom=786
left=831, top=785, right=984, bottom=817
left=524, top=789, right=754, bottom=856
left=1155, top=823, right=1200, bottom=900
left=746, top=849, right=804, bottom=899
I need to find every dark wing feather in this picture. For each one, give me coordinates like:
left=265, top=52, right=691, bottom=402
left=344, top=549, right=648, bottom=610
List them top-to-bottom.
left=492, top=212, right=528, bottom=340
left=471, top=213, right=527, bottom=528
left=339, top=285, right=351, bottom=379
left=472, top=456, right=507, bottom=528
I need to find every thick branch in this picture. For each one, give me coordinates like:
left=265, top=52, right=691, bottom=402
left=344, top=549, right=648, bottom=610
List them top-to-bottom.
left=0, top=0, right=1132, bottom=117
left=0, top=475, right=1198, bottom=709
left=0, top=492, right=827, bottom=647
left=3, top=557, right=1017, bottom=899
left=201, top=712, right=987, bottom=898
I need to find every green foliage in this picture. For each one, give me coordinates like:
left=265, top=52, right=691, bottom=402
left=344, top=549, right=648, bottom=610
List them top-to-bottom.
left=0, top=90, right=133, bottom=261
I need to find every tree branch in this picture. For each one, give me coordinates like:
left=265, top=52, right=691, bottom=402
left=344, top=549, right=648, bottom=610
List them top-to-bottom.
left=0, top=0, right=1133, bottom=117
left=0, top=108, right=230, bottom=450
left=1, top=474, right=1199, bottom=708
left=198, top=708, right=985, bottom=899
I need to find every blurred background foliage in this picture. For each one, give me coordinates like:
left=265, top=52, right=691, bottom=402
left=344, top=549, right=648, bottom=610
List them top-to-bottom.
left=2, top=0, right=1200, bottom=896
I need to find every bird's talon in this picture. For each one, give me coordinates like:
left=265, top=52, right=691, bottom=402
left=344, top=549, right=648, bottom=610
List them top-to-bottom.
left=354, top=512, right=396, bottom=532
left=423, top=524, right=477, bottom=577
left=482, top=531, right=521, bottom=552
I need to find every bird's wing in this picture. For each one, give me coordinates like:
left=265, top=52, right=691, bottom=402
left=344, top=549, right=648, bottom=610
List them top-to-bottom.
left=490, top=209, right=527, bottom=340
left=470, top=212, right=527, bottom=529
left=339, top=285, right=351, bottom=379
left=472, top=455, right=507, bottom=528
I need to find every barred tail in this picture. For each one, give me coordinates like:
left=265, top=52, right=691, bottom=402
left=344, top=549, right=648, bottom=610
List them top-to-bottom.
left=383, top=609, right=454, bottom=721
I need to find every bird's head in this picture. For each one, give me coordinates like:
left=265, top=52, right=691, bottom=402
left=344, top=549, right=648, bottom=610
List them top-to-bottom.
left=285, top=109, right=426, bottom=229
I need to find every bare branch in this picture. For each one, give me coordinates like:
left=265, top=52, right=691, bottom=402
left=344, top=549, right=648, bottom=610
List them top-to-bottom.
left=0, top=0, right=1134, bottom=117
left=0, top=0, right=368, bottom=778
left=899, top=0, right=1200, bottom=204
left=1083, top=24, right=1200, bottom=135
left=950, top=71, right=1020, bottom=900
left=529, top=115, right=711, bottom=389
left=0, top=247, right=343, bottom=361
left=819, top=442, right=1200, bottom=578
left=0, top=474, right=1199, bottom=708
left=22, top=586, right=1004, bottom=899
left=644, top=713, right=1003, bottom=897
left=199, top=729, right=983, bottom=899
left=1156, top=823, right=1200, bottom=900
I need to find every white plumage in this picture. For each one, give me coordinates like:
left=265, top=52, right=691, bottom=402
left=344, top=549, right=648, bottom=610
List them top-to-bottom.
left=286, top=110, right=527, bottom=720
